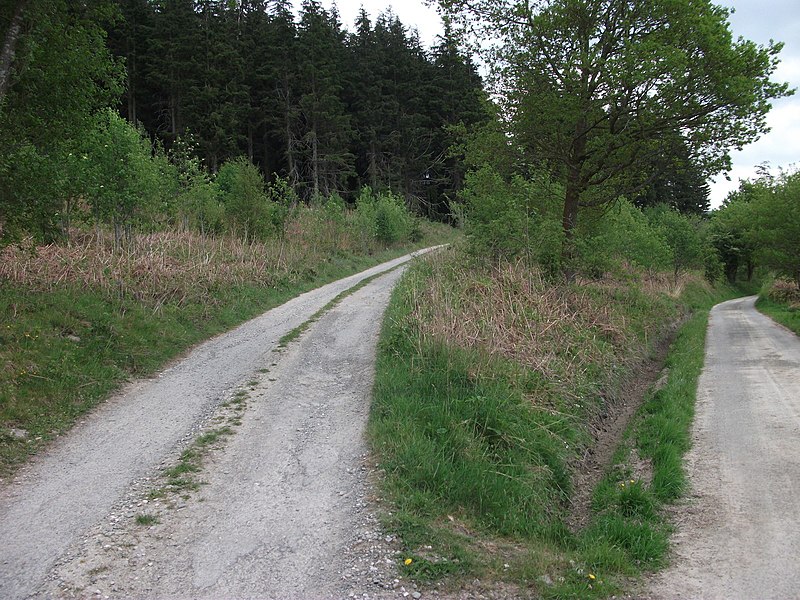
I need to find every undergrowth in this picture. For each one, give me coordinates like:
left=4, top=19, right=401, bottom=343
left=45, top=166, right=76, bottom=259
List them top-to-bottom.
left=0, top=217, right=455, bottom=475
left=370, top=249, right=737, bottom=598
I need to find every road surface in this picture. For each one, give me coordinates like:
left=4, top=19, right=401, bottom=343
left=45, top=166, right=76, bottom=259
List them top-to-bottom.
left=0, top=248, right=437, bottom=600
left=645, top=296, right=800, bottom=599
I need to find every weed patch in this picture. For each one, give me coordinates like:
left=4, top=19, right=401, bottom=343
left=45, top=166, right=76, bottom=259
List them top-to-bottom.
left=135, top=513, right=159, bottom=526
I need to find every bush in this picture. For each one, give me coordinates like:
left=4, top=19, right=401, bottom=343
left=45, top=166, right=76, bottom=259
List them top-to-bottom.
left=83, top=109, right=177, bottom=244
left=216, top=158, right=271, bottom=241
left=459, top=166, right=563, bottom=266
left=265, top=175, right=299, bottom=238
left=355, top=187, right=415, bottom=245
left=575, top=199, right=671, bottom=276
left=646, top=204, right=705, bottom=278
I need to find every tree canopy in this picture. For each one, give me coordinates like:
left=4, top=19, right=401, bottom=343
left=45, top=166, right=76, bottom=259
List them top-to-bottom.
left=437, top=0, right=792, bottom=258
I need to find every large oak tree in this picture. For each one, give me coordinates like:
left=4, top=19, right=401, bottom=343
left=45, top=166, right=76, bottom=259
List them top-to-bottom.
left=435, top=0, right=792, bottom=262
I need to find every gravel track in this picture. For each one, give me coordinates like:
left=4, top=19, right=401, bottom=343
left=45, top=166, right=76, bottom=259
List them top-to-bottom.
left=0, top=248, right=438, bottom=600
left=642, top=296, right=800, bottom=599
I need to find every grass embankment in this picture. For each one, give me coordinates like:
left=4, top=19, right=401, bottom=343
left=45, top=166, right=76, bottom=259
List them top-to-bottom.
left=0, top=210, right=456, bottom=476
left=370, top=249, right=737, bottom=598
left=756, top=279, right=800, bottom=335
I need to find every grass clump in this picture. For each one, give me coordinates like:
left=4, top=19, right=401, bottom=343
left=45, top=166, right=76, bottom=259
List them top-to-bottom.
left=371, top=249, right=737, bottom=597
left=135, top=513, right=159, bottom=526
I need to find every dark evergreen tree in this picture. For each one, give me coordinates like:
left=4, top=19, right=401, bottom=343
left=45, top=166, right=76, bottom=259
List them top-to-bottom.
left=106, top=0, right=154, bottom=126
left=145, top=0, right=199, bottom=141
left=295, top=0, right=354, bottom=198
left=426, top=19, right=488, bottom=217
left=634, top=142, right=712, bottom=215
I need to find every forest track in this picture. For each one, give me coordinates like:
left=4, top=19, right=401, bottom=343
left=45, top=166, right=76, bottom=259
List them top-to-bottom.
left=0, top=247, right=439, bottom=600
left=640, top=296, right=800, bottom=599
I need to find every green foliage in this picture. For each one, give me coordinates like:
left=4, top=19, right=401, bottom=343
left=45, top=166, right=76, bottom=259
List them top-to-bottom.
left=0, top=0, right=123, bottom=245
left=437, top=0, right=792, bottom=245
left=84, top=109, right=175, bottom=238
left=217, top=157, right=271, bottom=240
left=459, top=166, right=563, bottom=268
left=711, top=169, right=800, bottom=286
left=748, top=171, right=800, bottom=286
left=265, top=175, right=300, bottom=237
left=356, top=187, right=415, bottom=244
left=575, top=200, right=672, bottom=276
left=645, top=205, right=705, bottom=277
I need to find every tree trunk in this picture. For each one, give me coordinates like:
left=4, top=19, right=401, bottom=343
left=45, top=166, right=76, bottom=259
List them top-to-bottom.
left=0, top=0, right=30, bottom=104
left=283, top=82, right=297, bottom=187
left=561, top=117, right=587, bottom=280
left=247, top=122, right=254, bottom=162
left=311, top=128, right=319, bottom=199
left=262, top=129, right=270, bottom=174
left=368, top=136, right=378, bottom=189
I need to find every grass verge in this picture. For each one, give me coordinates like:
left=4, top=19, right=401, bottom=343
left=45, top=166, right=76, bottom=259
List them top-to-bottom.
left=0, top=224, right=455, bottom=476
left=369, top=250, right=738, bottom=598
left=755, top=278, right=800, bottom=335
left=755, top=297, right=800, bottom=335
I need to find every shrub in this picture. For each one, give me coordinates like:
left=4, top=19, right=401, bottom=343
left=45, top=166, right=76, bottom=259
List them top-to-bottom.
left=216, top=158, right=271, bottom=241
left=458, top=166, right=563, bottom=267
left=355, top=187, right=414, bottom=245
left=576, top=199, right=672, bottom=277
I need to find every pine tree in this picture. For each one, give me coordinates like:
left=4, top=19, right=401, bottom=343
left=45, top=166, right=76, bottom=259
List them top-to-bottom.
left=296, top=0, right=354, bottom=198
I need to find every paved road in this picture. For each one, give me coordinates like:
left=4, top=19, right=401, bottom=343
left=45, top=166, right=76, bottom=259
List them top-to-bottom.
left=0, top=248, right=436, bottom=600
left=646, top=296, right=800, bottom=599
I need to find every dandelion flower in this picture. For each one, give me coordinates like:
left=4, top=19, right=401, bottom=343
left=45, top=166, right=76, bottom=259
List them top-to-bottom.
left=404, top=558, right=413, bottom=566
left=588, top=573, right=596, bottom=580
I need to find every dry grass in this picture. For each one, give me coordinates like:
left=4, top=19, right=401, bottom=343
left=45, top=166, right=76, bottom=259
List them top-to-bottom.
left=0, top=207, right=379, bottom=308
left=403, top=250, right=682, bottom=403
left=765, top=278, right=800, bottom=308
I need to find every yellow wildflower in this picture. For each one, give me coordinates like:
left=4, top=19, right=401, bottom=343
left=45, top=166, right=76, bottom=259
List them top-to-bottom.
left=404, top=558, right=413, bottom=566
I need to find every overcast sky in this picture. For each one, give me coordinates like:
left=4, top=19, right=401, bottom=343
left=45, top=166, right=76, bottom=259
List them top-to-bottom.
left=296, top=0, right=800, bottom=209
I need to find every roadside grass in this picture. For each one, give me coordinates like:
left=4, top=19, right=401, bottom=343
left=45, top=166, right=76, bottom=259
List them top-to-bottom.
left=0, top=221, right=456, bottom=476
left=370, top=250, right=738, bottom=598
left=756, top=279, right=800, bottom=335
left=756, top=297, right=800, bottom=334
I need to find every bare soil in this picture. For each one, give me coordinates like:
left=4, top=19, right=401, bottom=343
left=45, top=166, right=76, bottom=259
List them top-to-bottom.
left=567, top=321, right=680, bottom=530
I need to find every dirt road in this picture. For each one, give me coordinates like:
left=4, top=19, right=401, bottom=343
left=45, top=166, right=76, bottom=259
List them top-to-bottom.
left=0, top=249, right=437, bottom=600
left=644, top=296, right=800, bottom=599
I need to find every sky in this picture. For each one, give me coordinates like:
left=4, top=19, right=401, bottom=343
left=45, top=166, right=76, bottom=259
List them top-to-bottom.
left=295, top=0, right=800, bottom=209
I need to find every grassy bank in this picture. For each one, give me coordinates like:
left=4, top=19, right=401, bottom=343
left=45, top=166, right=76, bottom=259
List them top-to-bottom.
left=0, top=210, right=456, bottom=476
left=369, top=249, right=736, bottom=598
left=756, top=279, right=800, bottom=335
